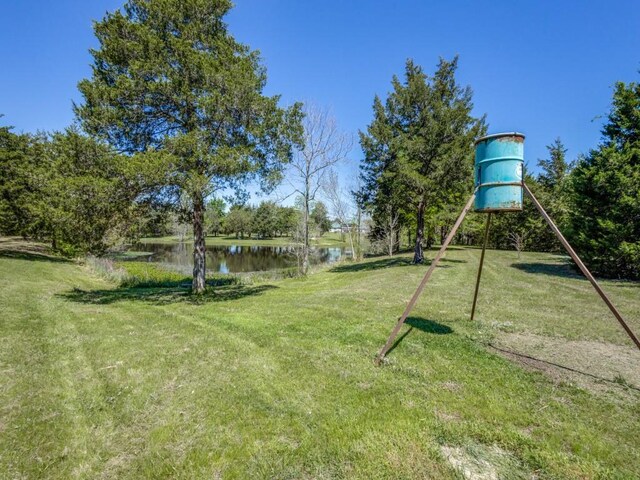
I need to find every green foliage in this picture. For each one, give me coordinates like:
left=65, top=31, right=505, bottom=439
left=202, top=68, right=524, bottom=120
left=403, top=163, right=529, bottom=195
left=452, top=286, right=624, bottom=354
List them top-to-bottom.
left=75, top=0, right=302, bottom=289
left=76, top=0, right=302, bottom=179
left=359, top=57, right=486, bottom=260
left=389, top=58, right=485, bottom=206
left=569, top=79, right=640, bottom=279
left=359, top=94, right=406, bottom=252
left=0, top=124, right=35, bottom=236
left=0, top=124, right=158, bottom=256
left=39, top=130, right=150, bottom=255
left=534, top=138, right=573, bottom=250
left=538, top=138, right=571, bottom=190
left=488, top=174, right=559, bottom=253
left=204, top=197, right=225, bottom=236
left=251, top=201, right=278, bottom=238
left=310, top=201, right=331, bottom=235
left=130, top=202, right=175, bottom=238
left=223, top=202, right=297, bottom=239
left=224, top=204, right=253, bottom=238
left=274, top=205, right=299, bottom=237
left=118, top=261, right=240, bottom=288
left=118, top=261, right=191, bottom=287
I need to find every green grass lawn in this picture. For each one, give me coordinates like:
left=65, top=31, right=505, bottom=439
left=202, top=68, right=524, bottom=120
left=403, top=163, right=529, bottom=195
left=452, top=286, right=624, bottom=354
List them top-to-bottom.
left=139, top=232, right=348, bottom=248
left=1, top=238, right=640, bottom=478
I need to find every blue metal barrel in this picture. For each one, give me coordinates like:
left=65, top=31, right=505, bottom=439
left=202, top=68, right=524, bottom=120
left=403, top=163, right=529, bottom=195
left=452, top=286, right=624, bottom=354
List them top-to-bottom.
left=474, top=132, right=525, bottom=212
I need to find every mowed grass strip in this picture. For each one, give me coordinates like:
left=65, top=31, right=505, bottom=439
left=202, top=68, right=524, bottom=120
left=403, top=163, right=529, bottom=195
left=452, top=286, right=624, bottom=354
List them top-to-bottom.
left=1, top=240, right=639, bottom=479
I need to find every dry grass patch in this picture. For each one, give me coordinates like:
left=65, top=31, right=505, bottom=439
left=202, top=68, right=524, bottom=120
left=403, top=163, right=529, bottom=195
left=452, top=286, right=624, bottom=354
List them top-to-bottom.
left=490, top=332, right=640, bottom=401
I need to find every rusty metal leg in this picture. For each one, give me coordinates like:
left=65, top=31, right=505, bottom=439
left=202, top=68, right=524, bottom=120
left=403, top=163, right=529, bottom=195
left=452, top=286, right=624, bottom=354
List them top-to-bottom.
left=523, top=183, right=640, bottom=351
left=374, top=192, right=477, bottom=365
left=470, top=213, right=491, bottom=321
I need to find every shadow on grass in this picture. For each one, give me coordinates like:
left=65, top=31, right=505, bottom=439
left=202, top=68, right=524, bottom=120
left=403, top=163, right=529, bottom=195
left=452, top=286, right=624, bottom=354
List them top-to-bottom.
left=0, top=249, right=71, bottom=263
left=331, top=255, right=465, bottom=273
left=331, top=256, right=413, bottom=272
left=440, top=258, right=467, bottom=264
left=512, top=260, right=640, bottom=288
left=511, top=261, right=582, bottom=280
left=119, top=276, right=238, bottom=289
left=59, top=281, right=278, bottom=305
left=386, top=317, right=454, bottom=356
left=488, top=343, right=640, bottom=392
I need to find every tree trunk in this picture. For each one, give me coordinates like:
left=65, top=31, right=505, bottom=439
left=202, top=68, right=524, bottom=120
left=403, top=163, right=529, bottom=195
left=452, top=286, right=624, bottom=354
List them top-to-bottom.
left=302, top=189, right=310, bottom=274
left=192, top=191, right=206, bottom=293
left=413, top=199, right=425, bottom=264
left=356, top=207, right=362, bottom=260
left=388, top=210, right=394, bottom=257
left=440, top=225, right=447, bottom=245
left=347, top=226, right=355, bottom=261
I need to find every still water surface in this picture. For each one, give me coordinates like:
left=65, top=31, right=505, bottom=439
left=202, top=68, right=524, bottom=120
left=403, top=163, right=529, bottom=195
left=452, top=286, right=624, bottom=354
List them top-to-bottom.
left=130, top=241, right=346, bottom=274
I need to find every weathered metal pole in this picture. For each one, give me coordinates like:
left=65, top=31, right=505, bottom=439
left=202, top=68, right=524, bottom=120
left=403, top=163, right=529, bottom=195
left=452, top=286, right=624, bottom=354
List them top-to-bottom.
left=523, top=183, right=640, bottom=351
left=374, top=192, right=477, bottom=365
left=470, top=213, right=492, bottom=321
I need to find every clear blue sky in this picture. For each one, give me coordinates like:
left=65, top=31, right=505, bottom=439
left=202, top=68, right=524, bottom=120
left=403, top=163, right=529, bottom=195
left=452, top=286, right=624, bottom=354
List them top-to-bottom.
left=1, top=0, right=639, bottom=177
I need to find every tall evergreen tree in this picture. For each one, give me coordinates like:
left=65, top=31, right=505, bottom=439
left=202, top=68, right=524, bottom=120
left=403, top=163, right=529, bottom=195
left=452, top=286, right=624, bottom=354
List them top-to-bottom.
left=76, top=0, right=302, bottom=292
left=360, top=58, right=485, bottom=263
left=569, top=79, right=640, bottom=279
left=359, top=95, right=407, bottom=254
left=0, top=123, right=35, bottom=237
left=533, top=137, right=572, bottom=250
left=538, top=138, right=570, bottom=190
left=252, top=201, right=278, bottom=238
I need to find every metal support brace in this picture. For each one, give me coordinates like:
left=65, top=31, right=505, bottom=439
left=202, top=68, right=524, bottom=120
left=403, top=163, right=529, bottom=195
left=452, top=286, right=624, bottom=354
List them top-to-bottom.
left=376, top=183, right=640, bottom=366
left=523, top=183, right=640, bottom=351
left=374, top=192, right=477, bottom=365
left=470, top=213, right=491, bottom=321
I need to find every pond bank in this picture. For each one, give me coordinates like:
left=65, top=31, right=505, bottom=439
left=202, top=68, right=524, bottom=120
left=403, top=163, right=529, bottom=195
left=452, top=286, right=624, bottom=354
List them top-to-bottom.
left=138, top=232, right=349, bottom=247
left=125, top=240, right=346, bottom=274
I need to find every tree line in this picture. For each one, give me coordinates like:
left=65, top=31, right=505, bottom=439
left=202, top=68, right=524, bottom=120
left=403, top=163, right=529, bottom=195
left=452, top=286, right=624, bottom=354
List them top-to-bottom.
left=1, top=0, right=638, bottom=286
left=201, top=199, right=330, bottom=240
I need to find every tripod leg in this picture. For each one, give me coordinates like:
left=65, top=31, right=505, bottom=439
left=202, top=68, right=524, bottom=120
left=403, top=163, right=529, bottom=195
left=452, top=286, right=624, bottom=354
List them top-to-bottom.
left=523, top=183, right=640, bottom=351
left=375, top=192, right=477, bottom=365
left=470, top=213, right=492, bottom=321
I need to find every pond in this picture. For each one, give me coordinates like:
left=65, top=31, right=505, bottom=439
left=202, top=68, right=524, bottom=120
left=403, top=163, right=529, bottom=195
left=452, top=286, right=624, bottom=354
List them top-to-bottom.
left=128, top=241, right=346, bottom=274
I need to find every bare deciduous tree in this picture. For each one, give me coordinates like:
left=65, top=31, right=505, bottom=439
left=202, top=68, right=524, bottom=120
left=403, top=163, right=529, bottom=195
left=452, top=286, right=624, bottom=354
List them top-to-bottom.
left=286, top=104, right=352, bottom=273
left=324, top=169, right=359, bottom=261
left=381, top=205, right=400, bottom=257
left=173, top=222, right=189, bottom=243
left=509, top=231, right=528, bottom=259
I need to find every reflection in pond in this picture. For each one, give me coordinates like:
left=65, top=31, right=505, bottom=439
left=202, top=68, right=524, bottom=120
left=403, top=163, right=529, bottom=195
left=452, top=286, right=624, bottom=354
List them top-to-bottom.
left=129, top=242, right=346, bottom=274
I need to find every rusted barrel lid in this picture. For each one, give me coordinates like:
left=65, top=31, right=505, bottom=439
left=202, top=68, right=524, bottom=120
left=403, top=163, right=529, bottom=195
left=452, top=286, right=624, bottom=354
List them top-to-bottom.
left=474, top=132, right=525, bottom=145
